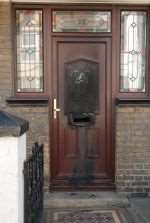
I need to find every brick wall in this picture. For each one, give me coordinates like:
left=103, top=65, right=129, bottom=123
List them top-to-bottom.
left=0, top=2, right=50, bottom=190
left=1, top=2, right=150, bottom=193
left=116, top=106, right=150, bottom=193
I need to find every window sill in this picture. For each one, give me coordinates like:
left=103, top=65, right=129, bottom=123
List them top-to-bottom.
left=6, top=96, right=49, bottom=106
left=116, top=98, right=150, bottom=106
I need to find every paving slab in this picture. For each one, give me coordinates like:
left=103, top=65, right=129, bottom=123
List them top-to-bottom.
left=129, top=197, right=150, bottom=223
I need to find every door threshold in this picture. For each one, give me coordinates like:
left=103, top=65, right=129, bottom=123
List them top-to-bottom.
left=50, top=181, right=116, bottom=191
left=44, top=191, right=129, bottom=209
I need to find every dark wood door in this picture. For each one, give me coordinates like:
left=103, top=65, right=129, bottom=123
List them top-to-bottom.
left=51, top=37, right=114, bottom=190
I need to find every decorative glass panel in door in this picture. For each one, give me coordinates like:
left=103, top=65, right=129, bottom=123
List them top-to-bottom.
left=16, top=10, right=43, bottom=92
left=52, top=11, right=111, bottom=32
left=120, top=11, right=147, bottom=92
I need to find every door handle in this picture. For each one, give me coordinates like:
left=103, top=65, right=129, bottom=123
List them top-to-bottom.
left=53, top=98, right=61, bottom=119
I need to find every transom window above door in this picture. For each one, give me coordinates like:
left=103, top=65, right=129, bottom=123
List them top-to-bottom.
left=52, top=11, right=111, bottom=32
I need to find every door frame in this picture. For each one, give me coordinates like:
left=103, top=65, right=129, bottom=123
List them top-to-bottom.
left=48, top=4, right=116, bottom=190
left=50, top=36, right=114, bottom=190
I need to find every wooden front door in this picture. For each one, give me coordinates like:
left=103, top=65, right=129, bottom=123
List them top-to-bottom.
left=51, top=36, right=114, bottom=190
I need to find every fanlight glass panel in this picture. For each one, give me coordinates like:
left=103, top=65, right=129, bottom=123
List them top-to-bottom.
left=16, top=10, right=43, bottom=92
left=52, top=11, right=111, bottom=32
left=120, top=11, right=147, bottom=92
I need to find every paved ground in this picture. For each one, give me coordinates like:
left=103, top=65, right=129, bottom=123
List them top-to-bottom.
left=43, top=193, right=150, bottom=223
left=129, top=197, right=150, bottom=223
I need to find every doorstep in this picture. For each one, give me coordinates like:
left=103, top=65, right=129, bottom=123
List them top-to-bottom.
left=44, top=191, right=129, bottom=209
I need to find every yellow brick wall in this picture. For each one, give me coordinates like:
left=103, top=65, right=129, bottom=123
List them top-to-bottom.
left=116, top=106, right=150, bottom=193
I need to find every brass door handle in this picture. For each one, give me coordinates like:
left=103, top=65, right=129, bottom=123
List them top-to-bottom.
left=53, top=98, right=61, bottom=119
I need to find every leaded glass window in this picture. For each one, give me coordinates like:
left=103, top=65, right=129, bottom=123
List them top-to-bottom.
left=16, top=10, right=43, bottom=92
left=52, top=11, right=111, bottom=32
left=120, top=11, right=147, bottom=92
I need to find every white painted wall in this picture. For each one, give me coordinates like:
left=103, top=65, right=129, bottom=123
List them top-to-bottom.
left=0, top=134, right=26, bottom=223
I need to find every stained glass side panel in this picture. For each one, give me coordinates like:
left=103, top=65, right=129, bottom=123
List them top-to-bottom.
left=16, top=10, right=43, bottom=92
left=52, top=11, right=111, bottom=32
left=120, top=11, right=147, bottom=92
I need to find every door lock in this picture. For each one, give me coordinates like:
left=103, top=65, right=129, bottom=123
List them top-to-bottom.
left=53, top=98, right=61, bottom=119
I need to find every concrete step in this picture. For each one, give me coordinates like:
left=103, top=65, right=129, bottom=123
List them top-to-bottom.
left=44, top=191, right=129, bottom=209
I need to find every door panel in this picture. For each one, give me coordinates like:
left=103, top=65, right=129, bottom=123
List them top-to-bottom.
left=51, top=37, right=114, bottom=190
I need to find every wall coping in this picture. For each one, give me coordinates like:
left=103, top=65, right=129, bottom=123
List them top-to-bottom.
left=1, top=0, right=150, bottom=4
left=0, top=111, right=29, bottom=137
